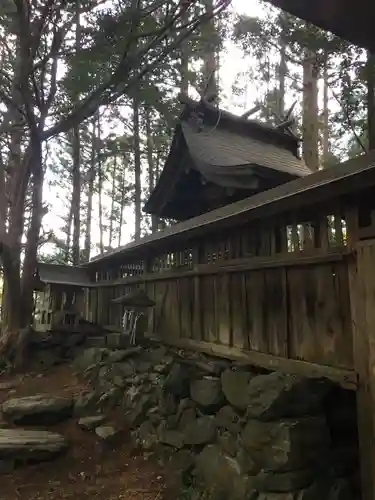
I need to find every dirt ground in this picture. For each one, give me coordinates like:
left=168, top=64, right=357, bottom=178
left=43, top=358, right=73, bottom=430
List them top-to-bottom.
left=0, top=366, right=167, bottom=500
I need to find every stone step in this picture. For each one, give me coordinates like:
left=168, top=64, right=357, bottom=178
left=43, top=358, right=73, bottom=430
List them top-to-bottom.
left=2, top=394, right=73, bottom=425
left=0, top=428, right=68, bottom=462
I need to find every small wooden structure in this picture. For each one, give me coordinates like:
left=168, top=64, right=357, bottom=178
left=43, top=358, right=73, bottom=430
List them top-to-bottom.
left=33, top=263, right=94, bottom=332
left=111, top=289, right=155, bottom=344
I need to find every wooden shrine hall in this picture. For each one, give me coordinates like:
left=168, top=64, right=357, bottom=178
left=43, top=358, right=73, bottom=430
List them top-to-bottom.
left=144, top=95, right=311, bottom=221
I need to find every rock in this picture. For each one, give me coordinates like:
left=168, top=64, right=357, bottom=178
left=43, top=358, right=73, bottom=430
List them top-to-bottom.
left=107, top=346, right=141, bottom=363
left=146, top=346, right=168, bottom=363
left=74, top=348, right=108, bottom=372
left=113, top=360, right=135, bottom=378
left=137, top=361, right=152, bottom=373
left=163, top=363, right=190, bottom=397
left=153, top=364, right=169, bottom=374
left=221, top=370, right=253, bottom=409
left=246, top=372, right=332, bottom=421
left=148, top=373, right=162, bottom=385
left=112, top=376, right=127, bottom=388
left=190, top=377, right=224, bottom=410
left=0, top=381, right=19, bottom=391
left=98, top=387, right=122, bottom=408
left=74, top=391, right=98, bottom=416
left=159, top=393, right=178, bottom=416
left=125, top=394, right=153, bottom=429
left=2, top=395, right=73, bottom=425
left=215, top=405, right=242, bottom=434
left=148, top=407, right=162, bottom=425
left=178, top=407, right=197, bottom=431
left=78, top=415, right=107, bottom=431
left=183, top=416, right=216, bottom=445
left=242, top=416, right=329, bottom=471
left=137, top=421, right=158, bottom=450
left=95, top=425, right=118, bottom=441
left=0, top=428, right=68, bottom=461
left=159, top=428, right=184, bottom=449
left=218, top=431, right=238, bottom=457
left=196, top=444, right=256, bottom=500
left=236, top=448, right=260, bottom=475
left=166, top=449, right=196, bottom=495
left=169, top=449, right=194, bottom=473
left=256, top=469, right=314, bottom=493
left=299, top=478, right=356, bottom=500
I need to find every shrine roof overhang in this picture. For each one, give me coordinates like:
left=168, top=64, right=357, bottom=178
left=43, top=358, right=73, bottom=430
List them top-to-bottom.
left=264, top=0, right=375, bottom=52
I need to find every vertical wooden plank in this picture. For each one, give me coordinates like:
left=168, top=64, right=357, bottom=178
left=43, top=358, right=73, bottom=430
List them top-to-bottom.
left=345, top=206, right=359, bottom=250
left=318, top=215, right=329, bottom=251
left=279, top=224, right=288, bottom=254
left=349, top=239, right=375, bottom=500
left=192, top=244, right=203, bottom=341
left=288, top=262, right=352, bottom=369
left=287, top=266, right=316, bottom=362
left=265, top=268, right=288, bottom=357
left=245, top=270, right=268, bottom=353
left=217, top=273, right=231, bottom=346
left=230, top=273, right=244, bottom=348
left=241, top=273, right=249, bottom=350
left=202, top=275, right=216, bottom=342
left=213, top=275, right=219, bottom=342
left=179, top=278, right=192, bottom=339
left=166, top=279, right=180, bottom=340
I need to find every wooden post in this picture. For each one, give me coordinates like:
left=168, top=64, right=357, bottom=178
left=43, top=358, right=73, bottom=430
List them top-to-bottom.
left=349, top=239, right=375, bottom=500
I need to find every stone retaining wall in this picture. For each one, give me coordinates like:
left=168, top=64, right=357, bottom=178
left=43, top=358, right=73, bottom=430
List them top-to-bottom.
left=73, top=343, right=360, bottom=500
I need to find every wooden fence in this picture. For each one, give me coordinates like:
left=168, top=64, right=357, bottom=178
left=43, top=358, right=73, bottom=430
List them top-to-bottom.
left=87, top=196, right=368, bottom=387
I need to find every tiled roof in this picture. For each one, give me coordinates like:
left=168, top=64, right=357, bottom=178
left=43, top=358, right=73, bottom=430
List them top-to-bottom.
left=182, top=121, right=311, bottom=180
left=36, top=263, right=93, bottom=287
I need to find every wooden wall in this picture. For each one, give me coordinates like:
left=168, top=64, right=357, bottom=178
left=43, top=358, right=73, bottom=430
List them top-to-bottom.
left=145, top=256, right=353, bottom=370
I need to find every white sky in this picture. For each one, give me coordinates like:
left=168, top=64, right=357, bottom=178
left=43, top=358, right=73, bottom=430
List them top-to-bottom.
left=41, top=0, right=277, bottom=258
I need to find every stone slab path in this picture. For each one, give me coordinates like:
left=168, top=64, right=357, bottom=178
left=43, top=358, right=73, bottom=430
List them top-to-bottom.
left=0, top=366, right=166, bottom=500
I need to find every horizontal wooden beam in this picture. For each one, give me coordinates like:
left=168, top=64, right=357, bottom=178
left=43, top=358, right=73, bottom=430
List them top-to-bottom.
left=95, top=250, right=351, bottom=288
left=148, top=336, right=357, bottom=390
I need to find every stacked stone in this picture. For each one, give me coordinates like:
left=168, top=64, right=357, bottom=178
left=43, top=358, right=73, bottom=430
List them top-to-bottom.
left=73, top=345, right=361, bottom=500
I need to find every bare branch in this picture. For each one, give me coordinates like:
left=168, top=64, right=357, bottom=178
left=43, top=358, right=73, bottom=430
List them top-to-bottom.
left=43, top=0, right=231, bottom=138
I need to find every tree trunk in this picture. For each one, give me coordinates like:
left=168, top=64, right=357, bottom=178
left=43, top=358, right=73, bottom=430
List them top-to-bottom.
left=71, top=0, right=81, bottom=266
left=202, top=0, right=219, bottom=100
left=180, top=5, right=189, bottom=95
left=278, top=27, right=287, bottom=118
left=302, top=50, right=320, bottom=171
left=367, top=50, right=375, bottom=150
left=322, top=59, right=330, bottom=166
left=133, top=93, right=142, bottom=240
left=145, top=108, right=158, bottom=233
left=97, top=111, right=104, bottom=255
left=83, top=118, right=96, bottom=262
left=71, top=127, right=81, bottom=265
left=21, top=137, right=44, bottom=327
left=118, top=151, right=127, bottom=247
left=108, top=155, right=117, bottom=248
left=65, top=199, right=73, bottom=263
